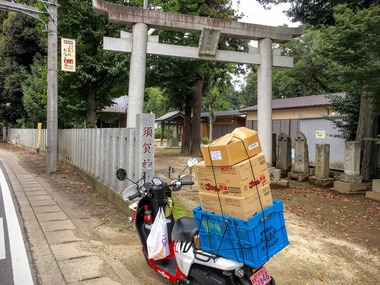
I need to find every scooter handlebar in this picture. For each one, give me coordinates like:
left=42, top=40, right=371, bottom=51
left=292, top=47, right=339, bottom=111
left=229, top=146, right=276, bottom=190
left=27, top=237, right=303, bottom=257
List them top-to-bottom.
left=181, top=180, right=194, bottom=186
left=128, top=191, right=141, bottom=200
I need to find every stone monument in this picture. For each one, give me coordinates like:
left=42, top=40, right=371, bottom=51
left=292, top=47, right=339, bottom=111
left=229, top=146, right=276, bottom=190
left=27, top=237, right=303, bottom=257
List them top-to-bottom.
left=288, top=132, right=310, bottom=182
left=270, top=133, right=290, bottom=188
left=276, top=133, right=292, bottom=174
left=333, top=142, right=368, bottom=193
left=309, top=144, right=334, bottom=188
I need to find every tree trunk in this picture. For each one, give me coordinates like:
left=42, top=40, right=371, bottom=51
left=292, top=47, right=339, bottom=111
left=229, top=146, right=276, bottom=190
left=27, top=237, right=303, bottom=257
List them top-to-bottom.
left=190, top=76, right=203, bottom=157
left=86, top=86, right=96, bottom=128
left=356, top=91, right=379, bottom=180
left=181, top=93, right=192, bottom=154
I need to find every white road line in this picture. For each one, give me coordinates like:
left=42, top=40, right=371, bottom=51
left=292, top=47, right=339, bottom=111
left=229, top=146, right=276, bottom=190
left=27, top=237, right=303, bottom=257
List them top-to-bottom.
left=0, top=168, right=34, bottom=285
left=0, top=217, right=5, bottom=260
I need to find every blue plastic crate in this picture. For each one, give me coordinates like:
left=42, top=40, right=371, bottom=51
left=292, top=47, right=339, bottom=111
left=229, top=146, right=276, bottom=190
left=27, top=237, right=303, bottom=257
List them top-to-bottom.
left=193, top=200, right=289, bottom=268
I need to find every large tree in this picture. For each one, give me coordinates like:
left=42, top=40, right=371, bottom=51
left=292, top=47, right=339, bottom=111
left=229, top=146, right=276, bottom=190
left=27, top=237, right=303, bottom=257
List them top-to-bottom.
left=317, top=5, right=380, bottom=179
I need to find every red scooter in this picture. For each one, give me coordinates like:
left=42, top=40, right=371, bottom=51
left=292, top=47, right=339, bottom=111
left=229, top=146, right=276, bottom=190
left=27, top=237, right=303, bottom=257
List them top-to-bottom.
left=116, top=158, right=276, bottom=285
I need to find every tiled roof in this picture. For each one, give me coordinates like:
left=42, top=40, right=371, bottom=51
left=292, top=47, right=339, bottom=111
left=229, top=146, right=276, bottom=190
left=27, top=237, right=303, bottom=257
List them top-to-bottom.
left=240, top=93, right=346, bottom=112
left=101, top=95, right=128, bottom=113
left=201, top=110, right=245, bottom=118
left=156, top=111, right=184, bottom=121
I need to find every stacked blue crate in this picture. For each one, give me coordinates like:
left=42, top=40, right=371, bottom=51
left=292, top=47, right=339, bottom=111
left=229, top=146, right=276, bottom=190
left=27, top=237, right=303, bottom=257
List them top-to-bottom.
left=193, top=199, right=289, bottom=268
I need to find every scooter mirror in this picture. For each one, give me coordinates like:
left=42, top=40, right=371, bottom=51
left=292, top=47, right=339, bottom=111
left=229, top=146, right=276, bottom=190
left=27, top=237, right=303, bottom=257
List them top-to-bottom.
left=187, top=157, right=198, bottom=168
left=116, top=168, right=127, bottom=181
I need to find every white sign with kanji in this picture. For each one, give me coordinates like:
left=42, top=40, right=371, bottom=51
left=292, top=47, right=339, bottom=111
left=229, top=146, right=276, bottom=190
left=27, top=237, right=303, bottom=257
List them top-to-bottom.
left=61, top=38, right=76, bottom=72
left=315, top=130, right=326, bottom=139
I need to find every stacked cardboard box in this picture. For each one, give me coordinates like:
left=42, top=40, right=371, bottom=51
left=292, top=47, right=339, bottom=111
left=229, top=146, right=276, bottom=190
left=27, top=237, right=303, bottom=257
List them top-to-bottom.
left=195, top=127, right=273, bottom=220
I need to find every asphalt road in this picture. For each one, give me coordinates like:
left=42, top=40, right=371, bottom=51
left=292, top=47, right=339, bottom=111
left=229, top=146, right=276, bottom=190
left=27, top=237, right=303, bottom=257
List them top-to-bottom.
left=0, top=164, right=34, bottom=285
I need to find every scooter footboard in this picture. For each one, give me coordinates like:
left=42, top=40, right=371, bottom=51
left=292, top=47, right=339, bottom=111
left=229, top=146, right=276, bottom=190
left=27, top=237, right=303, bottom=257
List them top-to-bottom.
left=175, top=242, right=243, bottom=277
left=193, top=249, right=245, bottom=271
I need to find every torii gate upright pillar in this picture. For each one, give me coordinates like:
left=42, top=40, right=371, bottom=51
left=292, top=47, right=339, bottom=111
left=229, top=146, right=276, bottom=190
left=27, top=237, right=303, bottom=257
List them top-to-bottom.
left=127, top=23, right=148, bottom=128
left=258, top=38, right=273, bottom=165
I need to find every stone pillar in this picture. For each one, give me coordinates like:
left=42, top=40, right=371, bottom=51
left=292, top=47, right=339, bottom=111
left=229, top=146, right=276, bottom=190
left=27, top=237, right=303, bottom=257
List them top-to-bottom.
left=127, top=23, right=148, bottom=128
left=257, top=38, right=273, bottom=165
left=136, top=113, right=155, bottom=183
left=289, top=131, right=310, bottom=181
left=276, top=133, right=291, bottom=173
left=333, top=141, right=367, bottom=194
left=341, top=141, right=362, bottom=182
left=309, top=144, right=334, bottom=188
left=315, top=144, right=330, bottom=179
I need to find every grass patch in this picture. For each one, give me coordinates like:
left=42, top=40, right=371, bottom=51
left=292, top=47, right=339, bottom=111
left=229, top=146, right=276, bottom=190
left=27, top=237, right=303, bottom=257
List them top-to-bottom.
left=173, top=198, right=193, bottom=219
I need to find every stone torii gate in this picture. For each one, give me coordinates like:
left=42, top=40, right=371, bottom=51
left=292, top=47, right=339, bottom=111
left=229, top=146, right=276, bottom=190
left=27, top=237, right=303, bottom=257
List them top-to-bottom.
left=92, top=0, right=303, bottom=165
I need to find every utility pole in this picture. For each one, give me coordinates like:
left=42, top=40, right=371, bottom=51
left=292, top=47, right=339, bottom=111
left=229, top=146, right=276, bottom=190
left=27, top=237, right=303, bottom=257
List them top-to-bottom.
left=0, top=0, right=59, bottom=173
left=46, top=0, right=58, bottom=173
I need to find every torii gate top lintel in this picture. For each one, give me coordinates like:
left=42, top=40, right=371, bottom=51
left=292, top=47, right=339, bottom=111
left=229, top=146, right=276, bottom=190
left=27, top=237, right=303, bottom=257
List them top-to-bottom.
left=92, top=0, right=303, bottom=43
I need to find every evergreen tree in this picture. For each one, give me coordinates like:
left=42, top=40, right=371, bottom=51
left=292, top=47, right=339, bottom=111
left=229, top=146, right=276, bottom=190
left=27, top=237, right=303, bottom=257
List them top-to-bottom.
left=0, top=10, right=44, bottom=127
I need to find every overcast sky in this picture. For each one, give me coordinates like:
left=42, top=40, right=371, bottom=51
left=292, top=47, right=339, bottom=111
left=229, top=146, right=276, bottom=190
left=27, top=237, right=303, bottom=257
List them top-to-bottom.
left=233, top=1, right=299, bottom=27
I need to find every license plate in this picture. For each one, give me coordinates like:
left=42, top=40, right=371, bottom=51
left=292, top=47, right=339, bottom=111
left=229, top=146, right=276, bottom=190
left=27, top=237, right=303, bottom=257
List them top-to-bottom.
left=250, top=267, right=271, bottom=285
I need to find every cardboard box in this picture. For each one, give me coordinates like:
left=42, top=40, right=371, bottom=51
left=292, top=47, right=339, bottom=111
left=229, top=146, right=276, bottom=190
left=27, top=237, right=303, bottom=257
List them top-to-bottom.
left=201, top=127, right=262, bottom=167
left=194, top=153, right=270, bottom=196
left=198, top=184, right=273, bottom=220
left=193, top=235, right=201, bottom=249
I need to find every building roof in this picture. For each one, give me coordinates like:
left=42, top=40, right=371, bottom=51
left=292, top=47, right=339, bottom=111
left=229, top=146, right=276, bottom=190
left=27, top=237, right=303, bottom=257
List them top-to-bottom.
left=240, top=93, right=346, bottom=112
left=101, top=95, right=128, bottom=113
left=157, top=110, right=244, bottom=123
left=201, top=110, right=245, bottom=118
left=156, top=111, right=184, bottom=122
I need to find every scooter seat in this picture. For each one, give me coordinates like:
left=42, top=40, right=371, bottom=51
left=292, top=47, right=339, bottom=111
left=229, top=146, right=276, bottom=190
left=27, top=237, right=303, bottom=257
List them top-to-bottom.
left=172, top=217, right=199, bottom=242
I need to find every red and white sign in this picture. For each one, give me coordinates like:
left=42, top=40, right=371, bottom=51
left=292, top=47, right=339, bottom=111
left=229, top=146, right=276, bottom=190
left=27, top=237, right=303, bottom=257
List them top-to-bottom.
left=61, top=38, right=76, bottom=72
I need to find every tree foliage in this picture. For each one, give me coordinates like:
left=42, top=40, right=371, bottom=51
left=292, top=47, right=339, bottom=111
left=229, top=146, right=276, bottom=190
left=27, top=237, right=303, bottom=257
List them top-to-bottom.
left=56, top=0, right=131, bottom=128
left=256, top=0, right=380, bottom=26
left=318, top=5, right=380, bottom=179
left=0, top=10, right=44, bottom=127
left=22, top=54, right=47, bottom=125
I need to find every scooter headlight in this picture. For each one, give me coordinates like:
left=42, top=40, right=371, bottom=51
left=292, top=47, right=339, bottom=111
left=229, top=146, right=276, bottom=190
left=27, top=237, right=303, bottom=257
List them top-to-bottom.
left=235, top=268, right=245, bottom=278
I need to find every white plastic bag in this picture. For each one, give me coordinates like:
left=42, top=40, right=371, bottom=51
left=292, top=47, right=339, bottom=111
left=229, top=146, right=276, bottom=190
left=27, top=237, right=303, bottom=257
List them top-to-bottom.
left=146, top=207, right=170, bottom=260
